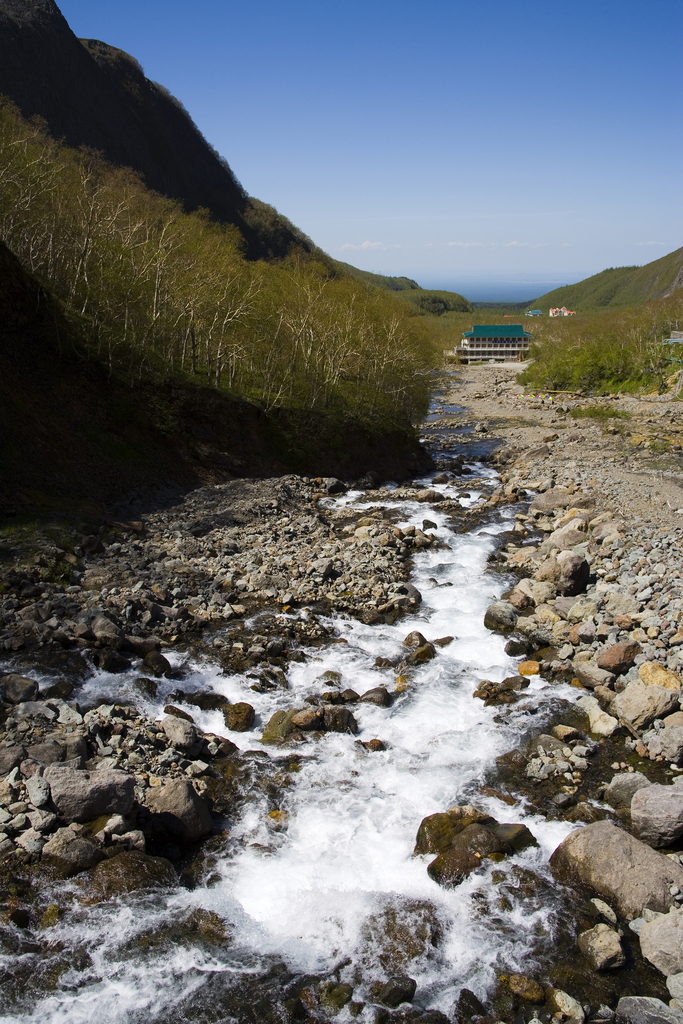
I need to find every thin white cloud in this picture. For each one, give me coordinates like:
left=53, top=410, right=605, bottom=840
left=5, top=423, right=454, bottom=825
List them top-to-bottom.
left=339, top=240, right=397, bottom=250
left=447, top=241, right=484, bottom=248
left=505, top=241, right=547, bottom=248
left=634, top=241, right=665, bottom=246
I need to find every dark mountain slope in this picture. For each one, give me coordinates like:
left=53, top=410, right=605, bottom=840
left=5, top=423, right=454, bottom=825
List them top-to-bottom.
left=0, top=0, right=312, bottom=260
left=0, top=240, right=428, bottom=515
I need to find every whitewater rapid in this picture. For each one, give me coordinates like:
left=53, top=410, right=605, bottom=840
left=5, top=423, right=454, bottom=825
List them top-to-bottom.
left=0, top=469, right=577, bottom=1024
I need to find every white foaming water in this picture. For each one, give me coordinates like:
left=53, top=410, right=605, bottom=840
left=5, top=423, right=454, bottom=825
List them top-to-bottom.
left=0, top=469, right=578, bottom=1023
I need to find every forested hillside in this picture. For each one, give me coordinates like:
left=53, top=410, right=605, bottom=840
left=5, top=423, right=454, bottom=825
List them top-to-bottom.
left=0, top=99, right=438, bottom=510
left=531, top=247, right=683, bottom=312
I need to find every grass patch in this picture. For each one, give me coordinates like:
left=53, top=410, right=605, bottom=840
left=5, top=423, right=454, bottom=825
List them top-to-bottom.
left=570, top=405, right=633, bottom=421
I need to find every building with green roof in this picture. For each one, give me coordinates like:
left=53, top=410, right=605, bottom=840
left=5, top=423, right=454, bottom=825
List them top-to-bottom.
left=455, top=324, right=532, bottom=364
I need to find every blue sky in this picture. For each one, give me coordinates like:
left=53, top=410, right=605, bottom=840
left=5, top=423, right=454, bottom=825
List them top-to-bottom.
left=58, top=0, right=682, bottom=299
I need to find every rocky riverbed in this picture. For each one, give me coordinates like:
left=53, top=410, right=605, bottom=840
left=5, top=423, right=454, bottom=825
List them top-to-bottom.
left=2, top=368, right=683, bottom=1024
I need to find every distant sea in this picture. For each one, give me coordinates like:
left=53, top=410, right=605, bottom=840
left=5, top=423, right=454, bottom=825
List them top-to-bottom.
left=418, top=274, right=593, bottom=303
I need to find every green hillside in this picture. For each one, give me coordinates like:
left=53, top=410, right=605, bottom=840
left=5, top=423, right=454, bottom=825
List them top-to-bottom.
left=530, top=246, right=683, bottom=313
left=331, top=259, right=472, bottom=314
left=331, top=259, right=421, bottom=291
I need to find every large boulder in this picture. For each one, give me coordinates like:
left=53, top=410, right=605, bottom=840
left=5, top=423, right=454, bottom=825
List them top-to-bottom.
left=529, top=490, right=574, bottom=513
left=556, top=551, right=590, bottom=596
left=484, top=602, right=518, bottom=633
left=91, top=615, right=124, bottom=644
left=597, top=641, right=641, bottom=676
left=574, top=663, right=616, bottom=690
left=639, top=663, right=682, bottom=692
left=1, top=674, right=38, bottom=704
left=614, top=682, right=679, bottom=731
left=575, top=695, right=619, bottom=737
left=222, top=703, right=255, bottom=732
left=323, top=706, right=358, bottom=733
left=261, top=708, right=299, bottom=744
left=160, top=714, right=201, bottom=751
left=646, top=727, right=683, bottom=765
left=44, top=766, right=135, bottom=823
left=604, top=772, right=652, bottom=809
left=144, top=778, right=212, bottom=840
left=631, top=784, right=683, bottom=848
left=415, top=805, right=493, bottom=855
left=549, top=820, right=683, bottom=916
left=41, top=826, right=104, bottom=877
left=89, top=850, right=176, bottom=900
left=640, top=909, right=683, bottom=976
left=577, top=922, right=625, bottom=970
left=616, top=997, right=683, bottom=1024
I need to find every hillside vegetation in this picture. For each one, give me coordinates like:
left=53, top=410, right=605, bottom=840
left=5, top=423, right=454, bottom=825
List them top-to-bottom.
left=0, top=98, right=439, bottom=509
left=530, top=247, right=683, bottom=312
left=331, top=258, right=472, bottom=316
left=519, top=292, right=683, bottom=393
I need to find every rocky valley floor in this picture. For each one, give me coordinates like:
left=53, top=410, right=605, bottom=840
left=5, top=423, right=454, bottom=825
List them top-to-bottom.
left=2, top=369, right=683, bottom=1024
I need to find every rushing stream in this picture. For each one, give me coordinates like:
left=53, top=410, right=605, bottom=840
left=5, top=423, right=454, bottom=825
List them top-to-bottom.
left=0, top=460, right=583, bottom=1024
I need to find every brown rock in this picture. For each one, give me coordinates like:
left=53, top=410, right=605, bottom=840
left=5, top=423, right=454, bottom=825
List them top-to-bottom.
left=416, top=489, right=444, bottom=503
left=597, top=641, right=641, bottom=675
left=518, top=660, right=540, bottom=676
left=223, top=702, right=255, bottom=732
left=414, top=805, right=494, bottom=855
left=427, top=849, right=480, bottom=887
left=89, top=850, right=176, bottom=900
left=507, top=975, right=545, bottom=1003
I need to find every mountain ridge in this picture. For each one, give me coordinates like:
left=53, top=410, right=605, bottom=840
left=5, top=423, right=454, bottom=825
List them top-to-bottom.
left=0, top=0, right=313, bottom=261
left=530, top=246, right=683, bottom=312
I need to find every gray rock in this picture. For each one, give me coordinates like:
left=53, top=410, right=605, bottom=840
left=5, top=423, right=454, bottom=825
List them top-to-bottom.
left=529, top=489, right=574, bottom=513
left=556, top=551, right=590, bottom=596
left=484, top=602, right=518, bottom=633
left=91, top=615, right=124, bottom=644
left=142, top=651, right=172, bottom=677
left=575, top=663, right=616, bottom=690
left=0, top=674, right=38, bottom=704
left=614, top=682, right=680, bottom=731
left=358, top=686, right=392, bottom=707
left=14, top=701, right=57, bottom=721
left=160, top=714, right=200, bottom=751
left=647, top=727, right=683, bottom=765
left=0, top=746, right=26, bottom=776
left=44, top=766, right=135, bottom=823
left=604, top=772, right=652, bottom=809
left=26, top=774, right=50, bottom=808
left=144, top=779, right=212, bottom=840
left=631, top=785, right=683, bottom=848
left=550, top=820, right=683, bottom=916
left=41, top=826, right=104, bottom=877
left=16, top=827, right=45, bottom=854
left=640, top=908, right=683, bottom=975
left=578, top=922, right=625, bottom=970
left=667, top=974, right=683, bottom=1003
left=376, top=976, right=417, bottom=1008
left=616, top=997, right=683, bottom=1024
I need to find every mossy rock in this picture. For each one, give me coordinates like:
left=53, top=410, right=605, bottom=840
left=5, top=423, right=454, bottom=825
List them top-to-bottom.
left=133, top=676, right=158, bottom=699
left=222, top=702, right=255, bottom=732
left=261, top=708, right=299, bottom=744
left=414, top=805, right=494, bottom=855
left=427, top=849, right=481, bottom=888
left=87, top=850, right=176, bottom=900
left=39, top=903, right=61, bottom=929
left=320, top=982, right=353, bottom=1013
